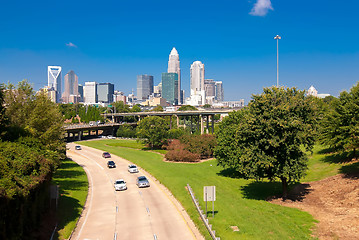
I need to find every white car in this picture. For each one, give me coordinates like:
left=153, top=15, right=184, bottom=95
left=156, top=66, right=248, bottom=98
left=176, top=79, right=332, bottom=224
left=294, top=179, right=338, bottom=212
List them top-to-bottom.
left=128, top=164, right=139, bottom=173
left=114, top=179, right=127, bottom=191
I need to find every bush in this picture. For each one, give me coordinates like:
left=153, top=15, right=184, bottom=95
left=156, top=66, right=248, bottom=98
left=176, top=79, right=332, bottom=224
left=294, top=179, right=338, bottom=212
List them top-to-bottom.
left=117, top=124, right=136, bottom=138
left=180, top=134, right=217, bottom=159
left=165, top=140, right=200, bottom=162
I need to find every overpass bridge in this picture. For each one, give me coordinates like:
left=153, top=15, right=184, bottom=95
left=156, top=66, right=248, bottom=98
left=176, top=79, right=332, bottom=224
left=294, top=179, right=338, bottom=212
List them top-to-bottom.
left=65, top=108, right=240, bottom=141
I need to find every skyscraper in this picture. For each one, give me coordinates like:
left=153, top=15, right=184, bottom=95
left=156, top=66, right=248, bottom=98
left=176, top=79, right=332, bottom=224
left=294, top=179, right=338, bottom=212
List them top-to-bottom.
left=167, top=48, right=181, bottom=104
left=188, top=61, right=205, bottom=105
left=47, top=66, right=62, bottom=103
left=62, top=70, right=79, bottom=103
left=162, top=73, right=178, bottom=105
left=137, top=75, right=154, bottom=100
left=204, top=79, right=216, bottom=104
left=215, top=81, right=224, bottom=102
left=84, top=82, right=97, bottom=103
left=97, top=83, right=114, bottom=103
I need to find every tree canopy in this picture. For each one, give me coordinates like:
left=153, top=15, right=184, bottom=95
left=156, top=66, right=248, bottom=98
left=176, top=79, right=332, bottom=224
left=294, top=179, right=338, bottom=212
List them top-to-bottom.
left=319, top=81, right=359, bottom=156
left=214, top=87, right=316, bottom=198
left=178, top=105, right=197, bottom=111
left=136, top=116, right=169, bottom=148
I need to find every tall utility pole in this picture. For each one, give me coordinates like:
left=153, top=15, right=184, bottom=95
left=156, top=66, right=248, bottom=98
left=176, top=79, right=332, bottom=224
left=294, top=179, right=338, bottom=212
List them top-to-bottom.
left=274, top=35, right=281, bottom=87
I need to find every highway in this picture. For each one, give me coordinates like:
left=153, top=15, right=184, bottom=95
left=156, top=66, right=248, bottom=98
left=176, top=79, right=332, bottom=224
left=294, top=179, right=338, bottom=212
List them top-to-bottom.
left=67, top=143, right=204, bottom=240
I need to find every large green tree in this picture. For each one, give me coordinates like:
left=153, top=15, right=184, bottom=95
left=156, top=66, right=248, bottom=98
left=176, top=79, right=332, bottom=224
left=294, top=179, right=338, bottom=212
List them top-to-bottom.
left=320, top=82, right=359, bottom=156
left=214, top=87, right=316, bottom=198
left=136, top=116, right=169, bottom=148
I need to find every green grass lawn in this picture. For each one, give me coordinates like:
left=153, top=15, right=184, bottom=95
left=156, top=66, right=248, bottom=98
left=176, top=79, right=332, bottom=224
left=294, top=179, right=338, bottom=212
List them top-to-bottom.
left=79, top=139, right=320, bottom=240
left=52, top=157, right=88, bottom=239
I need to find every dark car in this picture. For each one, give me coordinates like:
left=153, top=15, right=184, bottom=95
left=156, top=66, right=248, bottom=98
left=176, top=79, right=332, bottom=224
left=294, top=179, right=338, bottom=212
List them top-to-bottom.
left=75, top=145, right=82, bottom=150
left=102, top=152, right=111, bottom=158
left=107, top=160, right=116, bottom=168
left=136, top=176, right=150, bottom=188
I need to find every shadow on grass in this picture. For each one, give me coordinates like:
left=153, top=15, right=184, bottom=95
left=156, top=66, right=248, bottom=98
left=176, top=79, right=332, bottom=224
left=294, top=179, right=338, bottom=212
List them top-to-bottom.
left=320, top=150, right=357, bottom=164
left=57, top=160, right=80, bottom=170
left=340, top=161, right=359, bottom=179
left=216, top=168, right=242, bottom=179
left=56, top=179, right=88, bottom=191
left=240, top=181, right=283, bottom=200
left=56, top=195, right=83, bottom=238
left=205, top=210, right=218, bottom=218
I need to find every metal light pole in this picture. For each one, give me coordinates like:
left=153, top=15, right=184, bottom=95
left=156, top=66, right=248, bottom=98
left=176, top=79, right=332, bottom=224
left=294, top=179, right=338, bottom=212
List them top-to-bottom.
left=274, top=35, right=281, bottom=87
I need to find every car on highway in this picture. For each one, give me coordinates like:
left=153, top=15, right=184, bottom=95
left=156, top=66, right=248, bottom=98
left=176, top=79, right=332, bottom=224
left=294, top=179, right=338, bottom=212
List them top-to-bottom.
left=107, top=135, right=116, bottom=139
left=75, top=145, right=82, bottom=150
left=102, top=152, right=111, bottom=158
left=107, top=160, right=116, bottom=168
left=128, top=164, right=139, bottom=173
left=136, top=176, right=150, bottom=188
left=114, top=179, right=127, bottom=191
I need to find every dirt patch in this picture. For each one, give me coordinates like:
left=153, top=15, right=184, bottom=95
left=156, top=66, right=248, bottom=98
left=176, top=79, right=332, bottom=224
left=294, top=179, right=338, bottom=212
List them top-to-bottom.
left=270, top=173, right=359, bottom=240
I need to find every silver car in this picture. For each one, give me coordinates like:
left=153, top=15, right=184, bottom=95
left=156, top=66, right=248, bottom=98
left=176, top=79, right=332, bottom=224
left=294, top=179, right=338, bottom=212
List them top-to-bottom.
left=128, top=164, right=139, bottom=173
left=136, top=176, right=150, bottom=188
left=114, top=179, right=127, bottom=191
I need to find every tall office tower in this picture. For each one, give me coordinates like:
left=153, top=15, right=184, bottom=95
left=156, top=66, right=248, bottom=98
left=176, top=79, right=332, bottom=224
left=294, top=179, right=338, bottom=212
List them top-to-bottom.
left=167, top=47, right=181, bottom=104
left=190, top=61, right=205, bottom=105
left=47, top=66, right=62, bottom=103
left=62, top=70, right=79, bottom=103
left=162, top=73, right=178, bottom=105
left=137, top=75, right=154, bottom=100
left=204, top=79, right=216, bottom=105
left=215, top=81, right=224, bottom=102
left=84, top=82, right=97, bottom=103
left=153, top=82, right=162, bottom=97
left=97, top=83, right=114, bottom=103
left=78, top=84, right=84, bottom=102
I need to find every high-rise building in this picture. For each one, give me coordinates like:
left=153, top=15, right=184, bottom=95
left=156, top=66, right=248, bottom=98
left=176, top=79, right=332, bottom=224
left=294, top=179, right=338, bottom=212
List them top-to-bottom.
left=167, top=48, right=181, bottom=104
left=187, top=61, right=205, bottom=106
left=47, top=66, right=62, bottom=103
left=62, top=70, right=79, bottom=103
left=162, top=73, right=178, bottom=105
left=137, top=75, right=154, bottom=100
left=204, top=79, right=216, bottom=105
left=215, top=81, right=224, bottom=102
left=84, top=82, right=97, bottom=103
left=154, top=82, right=162, bottom=97
left=97, top=83, right=114, bottom=103
left=78, top=84, right=84, bottom=102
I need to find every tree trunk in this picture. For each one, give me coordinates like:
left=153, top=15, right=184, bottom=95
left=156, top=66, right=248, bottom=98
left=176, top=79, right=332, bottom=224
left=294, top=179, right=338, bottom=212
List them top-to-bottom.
left=281, top=177, right=288, bottom=200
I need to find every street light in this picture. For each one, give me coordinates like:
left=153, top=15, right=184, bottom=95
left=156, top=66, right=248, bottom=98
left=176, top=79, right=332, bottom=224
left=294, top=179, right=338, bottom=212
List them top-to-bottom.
left=274, top=35, right=281, bottom=87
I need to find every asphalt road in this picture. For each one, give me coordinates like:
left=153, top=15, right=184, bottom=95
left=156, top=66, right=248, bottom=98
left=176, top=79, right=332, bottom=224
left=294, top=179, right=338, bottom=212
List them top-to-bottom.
left=67, top=142, right=204, bottom=240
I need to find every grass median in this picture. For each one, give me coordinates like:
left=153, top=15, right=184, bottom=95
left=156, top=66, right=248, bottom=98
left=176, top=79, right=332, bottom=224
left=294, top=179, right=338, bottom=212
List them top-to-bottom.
left=79, top=139, right=324, bottom=240
left=52, top=157, right=88, bottom=239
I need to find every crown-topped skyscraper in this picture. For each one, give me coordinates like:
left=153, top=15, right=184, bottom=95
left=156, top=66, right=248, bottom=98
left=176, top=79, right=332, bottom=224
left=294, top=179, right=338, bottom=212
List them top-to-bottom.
left=167, top=47, right=181, bottom=104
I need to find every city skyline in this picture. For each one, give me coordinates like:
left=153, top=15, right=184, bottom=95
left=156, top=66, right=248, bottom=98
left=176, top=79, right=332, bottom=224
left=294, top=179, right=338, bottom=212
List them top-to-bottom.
left=1, top=0, right=359, bottom=103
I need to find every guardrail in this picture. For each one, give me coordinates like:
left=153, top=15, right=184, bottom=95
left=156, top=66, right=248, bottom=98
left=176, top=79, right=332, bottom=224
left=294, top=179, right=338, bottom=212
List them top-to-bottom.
left=187, top=184, right=220, bottom=240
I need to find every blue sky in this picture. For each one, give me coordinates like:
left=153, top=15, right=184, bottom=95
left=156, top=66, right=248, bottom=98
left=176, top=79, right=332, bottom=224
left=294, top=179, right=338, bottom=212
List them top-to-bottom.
left=0, top=0, right=358, bottom=103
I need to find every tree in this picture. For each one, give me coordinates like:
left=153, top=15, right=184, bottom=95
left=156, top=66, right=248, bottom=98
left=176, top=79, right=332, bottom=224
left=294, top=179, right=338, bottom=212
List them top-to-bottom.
left=320, top=82, right=359, bottom=156
left=0, top=84, right=8, bottom=139
left=214, top=87, right=316, bottom=199
left=203, top=104, right=212, bottom=109
left=151, top=105, right=164, bottom=112
left=178, top=105, right=197, bottom=111
left=136, top=116, right=169, bottom=148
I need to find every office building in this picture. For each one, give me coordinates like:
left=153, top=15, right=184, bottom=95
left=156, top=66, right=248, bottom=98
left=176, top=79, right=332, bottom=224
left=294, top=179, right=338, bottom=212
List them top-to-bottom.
left=167, top=48, right=181, bottom=104
left=186, top=61, right=205, bottom=106
left=47, top=66, right=62, bottom=103
left=62, top=70, right=79, bottom=103
left=162, top=73, right=178, bottom=105
left=137, top=75, right=154, bottom=100
left=215, top=81, right=224, bottom=101
left=83, top=82, right=97, bottom=104
left=154, top=82, right=162, bottom=97
left=97, top=83, right=114, bottom=103
left=78, top=84, right=83, bottom=102
left=114, top=91, right=127, bottom=104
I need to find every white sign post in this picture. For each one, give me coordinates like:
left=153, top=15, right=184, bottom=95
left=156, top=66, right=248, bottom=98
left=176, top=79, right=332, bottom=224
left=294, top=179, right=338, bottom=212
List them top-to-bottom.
left=204, top=186, right=216, bottom=218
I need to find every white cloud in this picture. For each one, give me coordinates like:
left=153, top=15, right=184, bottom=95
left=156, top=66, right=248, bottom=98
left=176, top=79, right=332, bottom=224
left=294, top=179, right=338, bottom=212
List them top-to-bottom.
left=250, top=0, right=273, bottom=16
left=66, top=42, right=77, bottom=48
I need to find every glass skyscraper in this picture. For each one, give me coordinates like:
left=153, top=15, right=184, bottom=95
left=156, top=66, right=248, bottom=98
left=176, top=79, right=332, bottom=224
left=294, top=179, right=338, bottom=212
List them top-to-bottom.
left=47, top=66, right=62, bottom=103
left=62, top=70, right=79, bottom=103
left=162, top=73, right=178, bottom=105
left=137, top=75, right=154, bottom=100
left=215, top=81, right=224, bottom=101
left=97, top=83, right=114, bottom=103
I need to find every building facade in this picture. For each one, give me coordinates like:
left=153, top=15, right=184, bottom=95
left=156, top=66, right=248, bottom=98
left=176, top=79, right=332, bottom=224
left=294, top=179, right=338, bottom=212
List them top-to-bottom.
left=167, top=48, right=181, bottom=104
left=187, top=61, right=205, bottom=106
left=47, top=66, right=62, bottom=103
left=62, top=70, right=79, bottom=103
left=162, top=73, right=178, bottom=105
left=137, top=75, right=154, bottom=100
left=215, top=81, right=224, bottom=102
left=83, top=82, right=97, bottom=104
left=97, top=83, right=114, bottom=103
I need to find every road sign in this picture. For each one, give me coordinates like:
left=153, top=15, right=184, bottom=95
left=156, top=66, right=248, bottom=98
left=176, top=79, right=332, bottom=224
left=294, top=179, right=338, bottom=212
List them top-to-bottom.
left=108, top=105, right=112, bottom=107
left=204, top=186, right=216, bottom=201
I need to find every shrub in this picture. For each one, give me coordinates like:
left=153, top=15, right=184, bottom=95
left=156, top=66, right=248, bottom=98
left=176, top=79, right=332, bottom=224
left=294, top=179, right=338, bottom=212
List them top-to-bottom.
left=180, top=134, right=217, bottom=159
left=165, top=140, right=200, bottom=162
